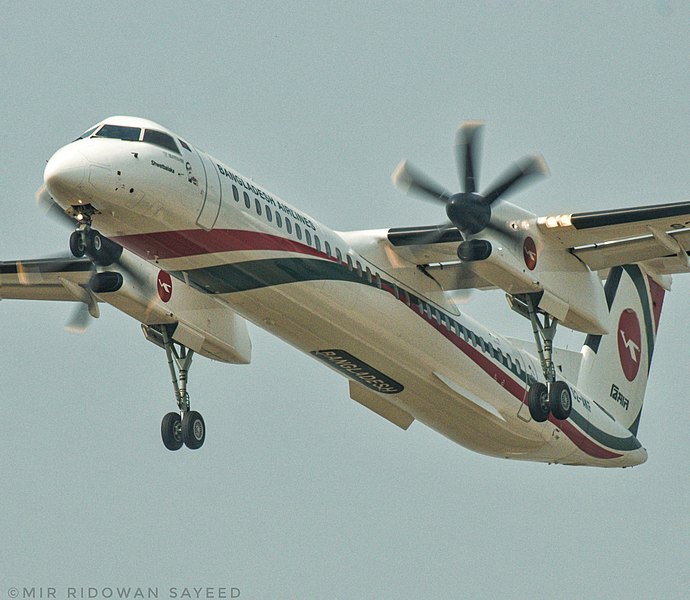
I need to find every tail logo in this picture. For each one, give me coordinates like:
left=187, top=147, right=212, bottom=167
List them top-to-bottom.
left=617, top=308, right=641, bottom=381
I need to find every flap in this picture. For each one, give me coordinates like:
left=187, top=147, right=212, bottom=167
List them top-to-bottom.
left=348, top=381, right=414, bottom=430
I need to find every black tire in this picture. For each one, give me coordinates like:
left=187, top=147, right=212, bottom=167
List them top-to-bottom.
left=85, top=229, right=122, bottom=266
left=69, top=231, right=86, bottom=258
left=550, top=381, right=572, bottom=420
left=527, top=382, right=550, bottom=422
left=182, top=411, right=206, bottom=450
left=161, top=412, right=183, bottom=451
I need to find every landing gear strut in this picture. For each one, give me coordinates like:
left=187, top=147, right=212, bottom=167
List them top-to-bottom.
left=519, top=294, right=572, bottom=422
left=156, top=326, right=206, bottom=451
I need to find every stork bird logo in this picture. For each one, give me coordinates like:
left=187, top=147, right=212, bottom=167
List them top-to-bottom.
left=523, top=237, right=537, bottom=270
left=157, top=270, right=173, bottom=302
left=617, top=308, right=641, bottom=381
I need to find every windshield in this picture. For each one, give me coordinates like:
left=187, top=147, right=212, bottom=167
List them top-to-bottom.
left=94, top=124, right=142, bottom=141
left=74, top=125, right=99, bottom=141
left=143, top=129, right=180, bottom=154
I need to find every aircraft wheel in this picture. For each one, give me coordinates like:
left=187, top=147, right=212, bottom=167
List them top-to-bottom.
left=85, top=229, right=122, bottom=266
left=69, top=231, right=86, bottom=258
left=550, top=381, right=572, bottom=420
left=527, top=382, right=550, bottom=422
left=182, top=411, right=206, bottom=450
left=161, top=412, right=183, bottom=451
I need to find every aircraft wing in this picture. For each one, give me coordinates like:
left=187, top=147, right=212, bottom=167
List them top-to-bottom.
left=537, top=200, right=690, bottom=274
left=0, top=258, right=95, bottom=302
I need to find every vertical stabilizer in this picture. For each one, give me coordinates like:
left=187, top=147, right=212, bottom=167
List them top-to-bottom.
left=578, top=265, right=666, bottom=435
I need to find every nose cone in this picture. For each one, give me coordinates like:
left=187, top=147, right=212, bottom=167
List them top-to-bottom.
left=44, top=146, right=89, bottom=203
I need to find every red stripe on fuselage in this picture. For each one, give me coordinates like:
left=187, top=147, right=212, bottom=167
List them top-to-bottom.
left=111, top=229, right=324, bottom=261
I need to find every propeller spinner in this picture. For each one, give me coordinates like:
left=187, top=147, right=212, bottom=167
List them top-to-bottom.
left=392, top=121, right=549, bottom=240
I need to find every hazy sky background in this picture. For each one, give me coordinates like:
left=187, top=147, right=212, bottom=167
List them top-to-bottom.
left=1, top=2, right=688, bottom=599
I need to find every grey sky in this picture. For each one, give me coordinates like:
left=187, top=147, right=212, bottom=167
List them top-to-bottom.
left=1, top=2, right=688, bottom=599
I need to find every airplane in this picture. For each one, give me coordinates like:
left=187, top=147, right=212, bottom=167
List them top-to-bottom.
left=2, top=115, right=688, bottom=466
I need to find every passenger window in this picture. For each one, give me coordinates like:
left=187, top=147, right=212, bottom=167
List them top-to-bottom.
left=143, top=129, right=180, bottom=154
left=232, top=186, right=240, bottom=202
left=243, top=192, right=251, bottom=209
left=255, top=198, right=262, bottom=216
left=265, top=206, right=272, bottom=222
left=276, top=212, right=283, bottom=228
left=285, top=218, right=292, bottom=234
left=295, top=223, right=302, bottom=240
left=305, top=230, right=312, bottom=245
left=314, top=235, right=321, bottom=252
left=325, top=241, right=332, bottom=257
left=336, top=248, right=343, bottom=263
left=346, top=255, right=353, bottom=272
left=356, top=261, right=362, bottom=277
left=365, top=266, right=372, bottom=283
left=374, top=273, right=382, bottom=289
left=393, top=284, right=400, bottom=299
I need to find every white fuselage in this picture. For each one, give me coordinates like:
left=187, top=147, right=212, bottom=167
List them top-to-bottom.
left=44, top=117, right=647, bottom=467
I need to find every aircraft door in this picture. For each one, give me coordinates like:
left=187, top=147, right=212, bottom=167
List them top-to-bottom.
left=195, top=151, right=222, bottom=230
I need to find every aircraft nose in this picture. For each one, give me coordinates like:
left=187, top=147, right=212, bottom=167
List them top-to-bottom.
left=44, top=145, right=89, bottom=201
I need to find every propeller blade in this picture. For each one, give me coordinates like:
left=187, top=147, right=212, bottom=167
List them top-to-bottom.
left=455, top=121, right=483, bottom=194
left=482, top=154, right=549, bottom=205
left=391, top=160, right=452, bottom=205
left=36, top=184, right=76, bottom=228
left=412, top=222, right=460, bottom=246
left=62, top=272, right=100, bottom=334
left=65, top=303, right=92, bottom=334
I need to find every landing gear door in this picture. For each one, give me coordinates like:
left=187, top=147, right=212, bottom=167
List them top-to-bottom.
left=195, top=151, right=222, bottom=230
left=517, top=357, right=538, bottom=423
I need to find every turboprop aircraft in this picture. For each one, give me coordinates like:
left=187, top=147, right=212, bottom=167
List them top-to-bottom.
left=2, top=116, right=688, bottom=466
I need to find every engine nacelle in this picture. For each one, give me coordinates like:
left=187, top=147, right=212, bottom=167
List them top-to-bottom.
left=464, top=231, right=609, bottom=335
left=93, top=251, right=251, bottom=364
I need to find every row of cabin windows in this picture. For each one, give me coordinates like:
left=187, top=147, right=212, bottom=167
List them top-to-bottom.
left=229, top=184, right=385, bottom=290
left=231, top=184, right=317, bottom=248
left=415, top=297, right=529, bottom=383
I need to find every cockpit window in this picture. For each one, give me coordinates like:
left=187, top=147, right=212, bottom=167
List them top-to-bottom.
left=94, top=124, right=142, bottom=141
left=75, top=125, right=99, bottom=140
left=143, top=129, right=180, bottom=154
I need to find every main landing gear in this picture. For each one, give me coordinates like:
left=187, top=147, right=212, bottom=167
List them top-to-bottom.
left=519, top=295, right=572, bottom=423
left=141, top=325, right=206, bottom=450
left=157, top=326, right=206, bottom=451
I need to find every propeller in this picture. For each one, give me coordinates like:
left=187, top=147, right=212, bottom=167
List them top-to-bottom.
left=392, top=121, right=549, bottom=240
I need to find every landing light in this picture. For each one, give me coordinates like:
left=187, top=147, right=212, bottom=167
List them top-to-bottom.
left=542, top=214, right=572, bottom=228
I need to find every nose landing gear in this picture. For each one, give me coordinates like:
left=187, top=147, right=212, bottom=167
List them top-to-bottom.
left=68, top=208, right=122, bottom=267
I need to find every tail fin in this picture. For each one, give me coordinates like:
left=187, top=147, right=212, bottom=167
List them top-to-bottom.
left=578, top=264, right=667, bottom=435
